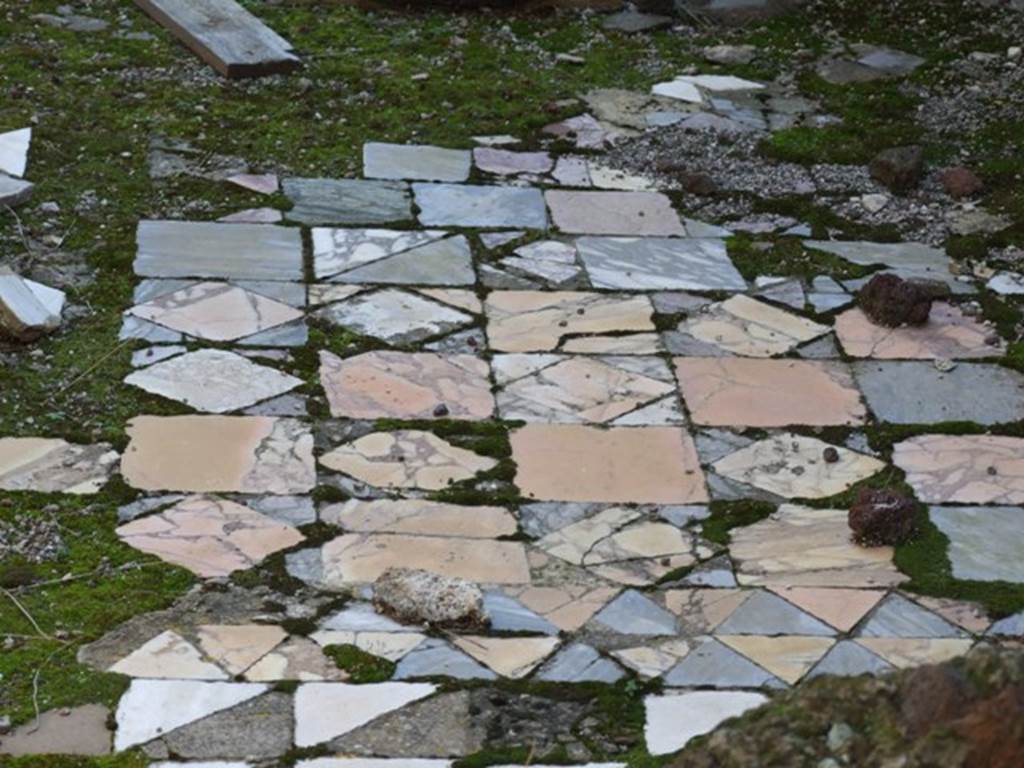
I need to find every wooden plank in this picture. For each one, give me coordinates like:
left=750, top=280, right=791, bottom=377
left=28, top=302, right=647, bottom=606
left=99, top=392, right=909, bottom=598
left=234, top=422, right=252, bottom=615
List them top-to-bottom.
left=134, top=0, right=300, bottom=78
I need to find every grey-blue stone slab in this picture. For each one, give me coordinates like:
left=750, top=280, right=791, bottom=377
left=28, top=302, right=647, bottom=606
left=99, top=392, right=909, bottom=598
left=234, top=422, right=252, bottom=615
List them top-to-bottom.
left=363, top=142, right=472, bottom=183
left=283, top=178, right=413, bottom=226
left=413, top=183, right=548, bottom=229
left=134, top=220, right=304, bottom=280
left=329, top=236, right=475, bottom=287
left=577, top=237, right=746, bottom=292
left=120, top=315, right=184, bottom=343
left=236, top=319, right=308, bottom=348
left=853, top=362, right=1024, bottom=425
left=243, top=393, right=309, bottom=417
left=245, top=494, right=316, bottom=526
left=659, top=505, right=711, bottom=528
left=929, top=506, right=1024, bottom=584
left=678, top=555, right=737, bottom=588
left=591, top=590, right=678, bottom=635
left=483, top=591, right=560, bottom=635
left=715, top=591, right=836, bottom=637
left=857, top=594, right=966, bottom=638
left=320, top=602, right=417, bottom=633
left=987, top=611, right=1024, bottom=637
left=663, top=638, right=785, bottom=689
left=394, top=639, right=496, bottom=680
left=806, top=640, right=893, bottom=679
left=535, top=643, right=625, bottom=683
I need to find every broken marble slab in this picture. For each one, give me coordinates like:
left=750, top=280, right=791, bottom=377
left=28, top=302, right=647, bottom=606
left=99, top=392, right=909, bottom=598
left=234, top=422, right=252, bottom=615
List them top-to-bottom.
left=651, top=79, right=704, bottom=103
left=0, top=127, right=31, bottom=177
left=363, top=143, right=471, bottom=183
left=473, top=148, right=553, bottom=176
left=551, top=156, right=593, bottom=187
left=586, top=164, right=657, bottom=191
left=0, top=173, right=33, bottom=207
left=283, top=178, right=413, bottom=226
left=414, top=183, right=548, bottom=229
left=547, top=191, right=686, bottom=236
left=134, top=221, right=303, bottom=281
left=311, top=228, right=447, bottom=280
left=479, top=231, right=526, bottom=250
left=324, top=234, right=474, bottom=286
left=576, top=236, right=745, bottom=291
left=498, top=240, right=583, bottom=288
left=803, top=240, right=970, bottom=293
left=0, top=268, right=62, bottom=341
left=987, top=271, right=1024, bottom=295
left=132, top=277, right=305, bottom=308
left=127, top=282, right=302, bottom=342
left=314, top=289, right=474, bottom=345
left=484, top=291, right=655, bottom=352
left=675, top=295, right=828, bottom=357
left=835, top=304, right=1002, bottom=359
left=561, top=333, right=663, bottom=355
left=131, top=345, right=186, bottom=368
left=125, top=349, right=302, bottom=413
left=319, top=350, right=494, bottom=420
left=493, top=354, right=681, bottom=425
left=676, top=358, right=866, bottom=427
left=853, top=361, right=1024, bottom=424
left=121, top=416, right=315, bottom=494
left=510, top=424, right=708, bottom=504
left=319, top=430, right=497, bottom=492
left=711, top=433, right=886, bottom=499
left=893, top=434, right=1024, bottom=505
left=0, top=437, right=118, bottom=494
left=116, top=495, right=305, bottom=578
left=321, top=499, right=516, bottom=539
left=731, top=504, right=905, bottom=588
left=929, top=506, right=1024, bottom=583
left=302, top=533, right=530, bottom=587
left=483, top=591, right=559, bottom=635
left=195, top=624, right=289, bottom=676
left=109, top=630, right=229, bottom=680
left=244, top=637, right=348, bottom=682
left=611, top=639, right=692, bottom=678
left=114, top=680, right=268, bottom=751
left=293, top=682, right=436, bottom=748
left=644, top=691, right=767, bottom=756
left=0, top=703, right=111, bottom=757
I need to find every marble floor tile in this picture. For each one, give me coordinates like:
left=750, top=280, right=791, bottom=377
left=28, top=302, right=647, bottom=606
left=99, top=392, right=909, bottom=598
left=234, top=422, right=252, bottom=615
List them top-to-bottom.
left=0, top=126, right=31, bottom=178
left=364, top=143, right=471, bottom=182
left=474, top=148, right=553, bottom=176
left=283, top=178, right=413, bottom=226
left=414, top=183, right=548, bottom=229
left=547, top=191, right=685, bottom=236
left=311, top=228, right=449, bottom=280
left=577, top=236, right=745, bottom=291
left=315, top=289, right=474, bottom=345
left=677, top=295, right=828, bottom=357
left=835, top=304, right=1003, bottom=359
left=560, top=333, right=662, bottom=355
left=320, top=351, right=494, bottom=420
left=121, top=416, right=315, bottom=494
left=511, top=424, right=708, bottom=504
left=893, top=434, right=1024, bottom=504
left=0, top=437, right=118, bottom=494
left=321, top=499, right=516, bottom=538
left=929, top=506, right=1024, bottom=583
left=503, top=584, right=621, bottom=632
left=768, top=587, right=885, bottom=633
left=664, top=588, right=752, bottom=634
left=592, top=590, right=678, bottom=635
left=713, top=590, right=835, bottom=636
left=857, top=594, right=965, bottom=638
left=196, top=625, right=289, bottom=676
left=108, top=630, right=228, bottom=680
left=717, top=635, right=835, bottom=684
left=451, top=636, right=560, bottom=678
left=244, top=637, right=348, bottom=681
left=662, top=637, right=784, bottom=688
left=854, top=638, right=974, bottom=669
left=611, top=639, right=693, bottom=678
left=806, top=639, right=893, bottom=679
left=535, top=643, right=625, bottom=683
left=293, top=682, right=435, bottom=748
left=0, top=703, right=110, bottom=757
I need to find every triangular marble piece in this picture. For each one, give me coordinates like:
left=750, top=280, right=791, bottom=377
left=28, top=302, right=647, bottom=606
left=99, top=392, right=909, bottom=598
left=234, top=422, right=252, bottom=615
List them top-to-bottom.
left=0, top=127, right=31, bottom=178
left=312, top=228, right=448, bottom=280
left=333, top=236, right=475, bottom=286
left=769, top=587, right=885, bottom=633
left=714, top=590, right=836, bottom=636
left=857, top=594, right=967, bottom=638
left=196, top=624, right=289, bottom=676
left=108, top=630, right=228, bottom=680
left=717, top=635, right=835, bottom=684
left=452, top=636, right=561, bottom=678
left=663, top=637, right=785, bottom=689
left=855, top=638, right=974, bottom=669
left=805, top=639, right=893, bottom=679
left=293, top=682, right=436, bottom=747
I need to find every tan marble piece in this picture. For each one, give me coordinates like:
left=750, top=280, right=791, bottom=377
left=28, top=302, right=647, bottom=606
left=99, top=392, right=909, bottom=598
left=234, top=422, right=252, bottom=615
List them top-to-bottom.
left=128, top=281, right=302, bottom=342
left=485, top=291, right=654, bottom=352
left=680, top=295, right=828, bottom=357
left=835, top=304, right=1003, bottom=359
left=561, top=333, right=662, bottom=355
left=319, top=350, right=494, bottom=420
left=675, top=358, right=866, bottom=427
left=511, top=424, right=708, bottom=504
left=319, top=430, right=497, bottom=491
left=712, top=433, right=886, bottom=499
left=893, top=434, right=1024, bottom=504
left=0, top=437, right=118, bottom=494
left=115, top=496, right=305, bottom=577
left=321, top=499, right=517, bottom=538
left=731, top=505, right=905, bottom=588
left=320, top=534, right=531, bottom=586
left=505, top=584, right=621, bottom=631
left=769, top=587, right=885, bottom=633
left=664, top=588, right=752, bottom=634
left=914, top=596, right=991, bottom=634
left=196, top=624, right=289, bottom=676
left=108, top=630, right=228, bottom=680
left=718, top=635, right=835, bottom=684
left=453, top=636, right=561, bottom=678
left=244, top=637, right=348, bottom=681
left=855, top=638, right=974, bottom=668
left=611, top=639, right=692, bottom=678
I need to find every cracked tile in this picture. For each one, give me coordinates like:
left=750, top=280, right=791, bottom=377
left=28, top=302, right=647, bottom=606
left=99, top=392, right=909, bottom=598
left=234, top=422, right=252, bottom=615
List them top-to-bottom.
left=311, top=228, right=449, bottom=280
left=577, top=236, right=746, bottom=291
left=315, top=289, right=474, bottom=345
left=677, top=295, right=828, bottom=357
left=835, top=304, right=1003, bottom=359
left=319, top=351, right=493, bottom=420
left=675, top=358, right=866, bottom=427
left=121, top=416, right=315, bottom=494
left=511, top=424, right=708, bottom=504
left=319, top=430, right=496, bottom=491
left=893, top=434, right=1024, bottom=504
left=0, top=437, right=118, bottom=494
left=115, top=495, right=305, bottom=578
left=321, top=499, right=516, bottom=539
left=664, top=588, right=752, bottom=634
left=196, top=625, right=289, bottom=676
left=244, top=637, right=348, bottom=682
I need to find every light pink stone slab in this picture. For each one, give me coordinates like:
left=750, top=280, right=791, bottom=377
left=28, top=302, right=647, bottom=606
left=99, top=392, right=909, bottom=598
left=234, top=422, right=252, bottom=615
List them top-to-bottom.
left=474, top=148, right=554, bottom=176
left=546, top=190, right=686, bottom=236
left=835, top=304, right=1003, bottom=359
left=319, top=350, right=494, bottom=420
left=675, top=358, right=866, bottom=427
left=511, top=424, right=708, bottom=504
left=893, top=434, right=1024, bottom=504
left=116, top=496, right=305, bottom=577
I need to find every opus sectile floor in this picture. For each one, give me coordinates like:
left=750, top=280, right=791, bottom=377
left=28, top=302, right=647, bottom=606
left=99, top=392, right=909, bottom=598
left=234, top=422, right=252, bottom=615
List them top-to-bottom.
left=3, top=137, right=1023, bottom=765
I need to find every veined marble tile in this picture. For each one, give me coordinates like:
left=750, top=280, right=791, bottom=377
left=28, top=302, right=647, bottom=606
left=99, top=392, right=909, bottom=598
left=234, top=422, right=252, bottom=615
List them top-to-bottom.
left=364, top=143, right=471, bottom=182
left=474, top=148, right=553, bottom=176
left=283, top=178, right=413, bottom=226
left=414, top=183, right=548, bottom=229
left=547, top=191, right=686, bottom=236
left=311, top=228, right=449, bottom=280
left=577, top=237, right=746, bottom=291
left=804, top=240, right=965, bottom=293
left=127, top=282, right=302, bottom=342
left=416, top=288, right=482, bottom=315
left=314, top=289, right=474, bottom=345
left=485, top=291, right=655, bottom=352
left=677, top=295, right=828, bottom=357
left=835, top=304, right=1003, bottom=359
left=561, top=333, right=662, bottom=355
left=124, top=349, right=302, bottom=414
left=319, top=351, right=494, bottom=420
left=121, top=416, right=315, bottom=494
left=511, top=424, right=708, bottom=504
left=319, top=430, right=496, bottom=491
left=711, top=433, right=886, bottom=499
left=893, top=434, right=1024, bottom=504
left=0, top=437, right=118, bottom=494
left=115, top=495, right=305, bottom=578
left=321, top=499, right=516, bottom=539
left=731, top=505, right=905, bottom=588
left=929, top=506, right=1024, bottom=583
left=768, top=587, right=885, bottom=633
left=664, top=588, right=752, bottom=635
left=592, top=589, right=678, bottom=635
left=713, top=590, right=835, bottom=636
left=196, top=625, right=289, bottom=676
left=108, top=630, right=228, bottom=680
left=717, top=635, right=834, bottom=684
left=452, top=636, right=560, bottom=678
left=662, top=637, right=784, bottom=688
left=854, top=638, right=974, bottom=669
left=611, top=639, right=692, bottom=678
left=293, top=682, right=435, bottom=748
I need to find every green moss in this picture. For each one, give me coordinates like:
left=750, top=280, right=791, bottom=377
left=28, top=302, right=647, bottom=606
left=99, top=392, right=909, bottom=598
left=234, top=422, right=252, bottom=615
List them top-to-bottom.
left=727, top=234, right=871, bottom=283
left=701, top=500, right=777, bottom=546
left=324, top=644, right=397, bottom=683
left=0, top=756, right=148, bottom=768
